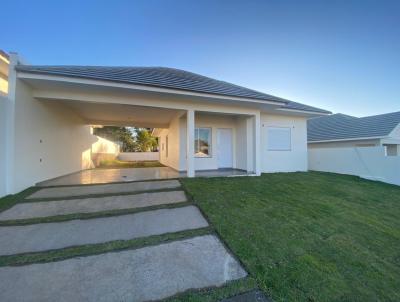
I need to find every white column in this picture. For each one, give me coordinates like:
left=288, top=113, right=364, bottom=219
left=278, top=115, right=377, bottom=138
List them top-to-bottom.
left=186, top=109, right=195, bottom=177
left=254, top=112, right=261, bottom=176
left=246, top=117, right=254, bottom=173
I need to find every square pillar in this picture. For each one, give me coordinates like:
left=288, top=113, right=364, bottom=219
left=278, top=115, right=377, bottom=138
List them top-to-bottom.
left=186, top=109, right=195, bottom=177
left=254, top=112, right=261, bottom=176
left=246, top=117, right=254, bottom=173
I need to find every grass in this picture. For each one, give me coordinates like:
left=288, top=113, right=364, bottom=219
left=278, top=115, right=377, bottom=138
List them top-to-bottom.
left=97, top=159, right=164, bottom=169
left=181, top=172, right=400, bottom=302
left=0, top=187, right=40, bottom=212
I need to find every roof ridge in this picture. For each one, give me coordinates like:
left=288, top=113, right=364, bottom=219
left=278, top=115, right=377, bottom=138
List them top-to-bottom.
left=359, top=111, right=400, bottom=120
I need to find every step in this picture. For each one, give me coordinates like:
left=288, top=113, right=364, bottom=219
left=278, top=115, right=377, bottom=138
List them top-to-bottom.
left=28, top=180, right=181, bottom=199
left=0, top=191, right=187, bottom=221
left=0, top=206, right=207, bottom=256
left=0, top=235, right=247, bottom=302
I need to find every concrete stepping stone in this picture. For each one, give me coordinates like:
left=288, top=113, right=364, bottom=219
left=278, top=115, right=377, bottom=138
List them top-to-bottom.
left=28, top=180, right=181, bottom=199
left=0, top=191, right=186, bottom=221
left=0, top=206, right=208, bottom=256
left=0, top=235, right=247, bottom=302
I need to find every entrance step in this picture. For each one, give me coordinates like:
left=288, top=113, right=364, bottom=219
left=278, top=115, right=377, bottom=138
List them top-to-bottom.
left=28, top=180, right=181, bottom=199
left=0, top=191, right=187, bottom=221
left=0, top=206, right=208, bottom=256
left=0, top=235, right=247, bottom=302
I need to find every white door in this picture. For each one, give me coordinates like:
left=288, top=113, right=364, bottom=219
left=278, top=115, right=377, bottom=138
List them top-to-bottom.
left=217, top=128, right=233, bottom=168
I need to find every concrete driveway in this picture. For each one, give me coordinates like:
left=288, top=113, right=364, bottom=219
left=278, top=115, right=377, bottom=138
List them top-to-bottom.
left=0, top=179, right=247, bottom=301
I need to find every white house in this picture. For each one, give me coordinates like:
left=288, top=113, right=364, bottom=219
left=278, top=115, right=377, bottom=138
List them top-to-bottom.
left=1, top=52, right=330, bottom=197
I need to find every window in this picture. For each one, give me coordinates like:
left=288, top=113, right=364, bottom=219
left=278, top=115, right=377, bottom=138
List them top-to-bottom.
left=267, top=127, right=291, bottom=151
left=194, top=128, right=211, bottom=157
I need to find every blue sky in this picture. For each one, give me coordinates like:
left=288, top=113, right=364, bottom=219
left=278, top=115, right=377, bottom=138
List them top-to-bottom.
left=3, top=0, right=399, bottom=116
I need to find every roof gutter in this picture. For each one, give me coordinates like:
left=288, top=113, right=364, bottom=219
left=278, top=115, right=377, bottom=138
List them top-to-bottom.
left=276, top=107, right=331, bottom=115
left=308, top=136, right=386, bottom=143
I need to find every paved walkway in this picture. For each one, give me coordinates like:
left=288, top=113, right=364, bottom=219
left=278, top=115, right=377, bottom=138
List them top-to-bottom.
left=0, top=179, right=247, bottom=301
left=28, top=179, right=181, bottom=199
left=0, top=191, right=186, bottom=221
left=0, top=206, right=208, bottom=256
left=0, top=235, right=246, bottom=302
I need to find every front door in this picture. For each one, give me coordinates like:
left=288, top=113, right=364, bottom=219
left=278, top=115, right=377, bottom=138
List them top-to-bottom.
left=217, top=128, right=233, bottom=168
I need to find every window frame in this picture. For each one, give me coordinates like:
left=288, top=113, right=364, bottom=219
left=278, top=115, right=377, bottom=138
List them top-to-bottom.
left=194, top=127, right=212, bottom=158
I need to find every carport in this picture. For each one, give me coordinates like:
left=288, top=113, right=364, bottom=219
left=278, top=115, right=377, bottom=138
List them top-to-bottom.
left=5, top=55, right=263, bottom=194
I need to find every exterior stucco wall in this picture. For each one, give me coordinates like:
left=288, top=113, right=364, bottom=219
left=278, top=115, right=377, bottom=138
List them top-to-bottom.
left=11, top=79, right=95, bottom=193
left=0, top=95, right=7, bottom=197
left=159, top=114, right=181, bottom=171
left=261, top=114, right=308, bottom=172
left=235, top=117, right=248, bottom=171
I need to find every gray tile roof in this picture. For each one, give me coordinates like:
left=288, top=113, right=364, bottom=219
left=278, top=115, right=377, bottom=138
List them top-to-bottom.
left=15, top=65, right=330, bottom=114
left=308, top=112, right=400, bottom=142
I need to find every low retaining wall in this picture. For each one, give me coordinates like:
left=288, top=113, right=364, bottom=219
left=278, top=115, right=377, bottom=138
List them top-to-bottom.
left=91, top=136, right=120, bottom=166
left=308, top=146, right=400, bottom=186
left=118, top=152, right=159, bottom=161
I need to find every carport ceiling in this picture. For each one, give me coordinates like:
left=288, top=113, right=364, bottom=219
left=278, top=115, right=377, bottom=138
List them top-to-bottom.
left=49, top=99, right=182, bottom=128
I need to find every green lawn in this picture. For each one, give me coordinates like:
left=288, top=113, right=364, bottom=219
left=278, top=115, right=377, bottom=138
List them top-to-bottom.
left=97, top=159, right=164, bottom=169
left=181, top=172, right=400, bottom=302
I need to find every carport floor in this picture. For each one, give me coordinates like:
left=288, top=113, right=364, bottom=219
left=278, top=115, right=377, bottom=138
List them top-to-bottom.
left=37, top=167, right=181, bottom=186
left=37, top=167, right=250, bottom=187
left=0, top=191, right=187, bottom=221
left=0, top=235, right=247, bottom=302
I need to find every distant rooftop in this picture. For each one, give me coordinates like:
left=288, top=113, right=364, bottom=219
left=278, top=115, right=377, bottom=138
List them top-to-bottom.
left=15, top=65, right=330, bottom=114
left=308, top=111, right=400, bottom=142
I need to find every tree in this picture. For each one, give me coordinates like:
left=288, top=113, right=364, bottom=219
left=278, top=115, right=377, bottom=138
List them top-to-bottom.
left=93, top=126, right=136, bottom=152
left=93, top=126, right=158, bottom=152
left=135, top=128, right=158, bottom=152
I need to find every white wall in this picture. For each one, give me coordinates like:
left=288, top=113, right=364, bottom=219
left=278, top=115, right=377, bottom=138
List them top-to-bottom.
left=11, top=79, right=95, bottom=193
left=0, top=95, right=7, bottom=197
left=158, top=114, right=181, bottom=170
left=261, top=114, right=308, bottom=172
left=235, top=116, right=248, bottom=171
left=91, top=135, right=120, bottom=155
left=309, top=146, right=400, bottom=186
left=118, top=152, right=159, bottom=161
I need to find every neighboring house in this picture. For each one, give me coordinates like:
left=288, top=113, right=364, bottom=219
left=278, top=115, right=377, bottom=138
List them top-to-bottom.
left=1, top=53, right=329, bottom=196
left=308, top=112, right=400, bottom=156
left=308, top=112, right=400, bottom=186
